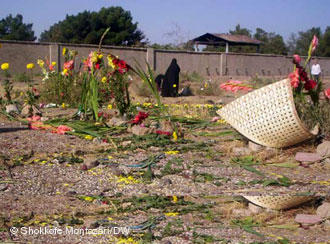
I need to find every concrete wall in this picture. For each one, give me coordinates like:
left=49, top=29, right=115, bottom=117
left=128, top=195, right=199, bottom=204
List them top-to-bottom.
left=1, top=40, right=330, bottom=78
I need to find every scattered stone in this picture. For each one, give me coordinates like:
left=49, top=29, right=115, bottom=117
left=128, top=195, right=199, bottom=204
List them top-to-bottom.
left=206, top=100, right=215, bottom=104
left=5, top=104, right=19, bottom=114
left=21, top=105, right=41, bottom=117
left=106, top=116, right=127, bottom=126
left=40, top=117, right=49, bottom=122
left=131, top=125, right=150, bottom=136
left=122, top=141, right=132, bottom=147
left=248, top=141, right=264, bottom=152
left=316, top=141, right=330, bottom=158
left=232, top=147, right=251, bottom=156
left=295, top=152, right=323, bottom=162
left=85, top=159, right=100, bottom=170
left=316, top=202, right=330, bottom=219
left=248, top=203, right=263, bottom=214
left=232, top=208, right=252, bottom=217
left=295, top=214, right=322, bottom=225
left=324, top=220, right=330, bottom=228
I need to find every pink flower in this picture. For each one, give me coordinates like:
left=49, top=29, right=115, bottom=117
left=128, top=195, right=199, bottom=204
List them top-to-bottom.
left=311, top=35, right=318, bottom=53
left=293, top=54, right=301, bottom=65
left=64, top=60, right=74, bottom=70
left=289, top=69, right=300, bottom=88
left=304, top=79, right=317, bottom=90
left=220, top=80, right=253, bottom=93
left=324, top=88, right=330, bottom=100
left=211, top=116, right=220, bottom=122
left=56, top=125, right=72, bottom=135
left=155, top=130, right=171, bottom=136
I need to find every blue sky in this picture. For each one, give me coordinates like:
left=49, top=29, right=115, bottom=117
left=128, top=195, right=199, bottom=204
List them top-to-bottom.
left=1, top=0, right=330, bottom=44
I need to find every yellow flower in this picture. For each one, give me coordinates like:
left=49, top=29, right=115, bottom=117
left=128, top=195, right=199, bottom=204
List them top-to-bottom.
left=62, top=47, right=67, bottom=56
left=98, top=54, right=103, bottom=59
left=107, top=55, right=116, bottom=69
left=37, top=59, right=44, bottom=68
left=51, top=61, right=56, bottom=66
left=1, top=63, right=9, bottom=70
left=26, top=63, right=35, bottom=69
left=61, top=68, right=68, bottom=76
left=101, top=76, right=107, bottom=83
left=204, top=82, right=208, bottom=88
left=173, top=84, right=177, bottom=88
left=20, top=91, right=24, bottom=97
left=61, top=103, right=66, bottom=109
left=107, top=104, right=113, bottom=109
left=172, top=131, right=178, bottom=141
left=85, top=135, right=93, bottom=140
left=165, top=150, right=179, bottom=155
left=117, top=175, right=140, bottom=184
left=172, top=195, right=178, bottom=203
left=84, top=196, right=94, bottom=202
left=164, top=212, right=179, bottom=217
left=117, top=237, right=138, bottom=244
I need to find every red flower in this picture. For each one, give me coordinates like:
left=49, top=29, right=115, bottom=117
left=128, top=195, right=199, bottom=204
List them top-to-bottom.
left=311, top=35, right=318, bottom=53
left=64, top=60, right=74, bottom=70
left=95, top=63, right=100, bottom=70
left=304, top=79, right=317, bottom=90
left=219, top=80, right=253, bottom=93
left=324, top=88, right=330, bottom=100
left=131, top=111, right=149, bottom=124
left=155, top=130, right=171, bottom=136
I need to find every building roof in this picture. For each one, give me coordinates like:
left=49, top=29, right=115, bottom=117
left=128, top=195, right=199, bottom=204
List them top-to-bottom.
left=192, top=33, right=262, bottom=46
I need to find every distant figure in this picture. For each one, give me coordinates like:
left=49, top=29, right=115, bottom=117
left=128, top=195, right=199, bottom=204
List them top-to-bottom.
left=162, top=58, right=180, bottom=97
left=311, top=59, right=321, bottom=82
left=155, top=74, right=165, bottom=92
left=179, top=85, right=193, bottom=96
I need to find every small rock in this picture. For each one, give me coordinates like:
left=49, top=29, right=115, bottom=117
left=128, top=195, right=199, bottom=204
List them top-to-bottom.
left=6, top=104, right=19, bottom=114
left=21, top=105, right=41, bottom=117
left=106, top=116, right=127, bottom=126
left=40, top=117, right=49, bottom=122
left=131, top=125, right=150, bottom=136
left=92, top=138, right=103, bottom=144
left=122, top=141, right=132, bottom=147
left=248, top=141, right=264, bottom=152
left=316, top=141, right=330, bottom=158
left=232, top=147, right=251, bottom=156
left=295, top=152, right=322, bottom=162
left=86, top=160, right=100, bottom=170
left=66, top=190, right=77, bottom=196
left=122, top=202, right=132, bottom=209
left=316, top=202, right=330, bottom=219
left=248, top=203, right=263, bottom=214
left=232, top=208, right=252, bottom=217
left=295, top=214, right=322, bottom=225
left=324, top=220, right=330, bottom=228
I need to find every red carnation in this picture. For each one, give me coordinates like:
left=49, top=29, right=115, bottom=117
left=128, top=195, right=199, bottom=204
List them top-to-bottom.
left=304, top=79, right=317, bottom=90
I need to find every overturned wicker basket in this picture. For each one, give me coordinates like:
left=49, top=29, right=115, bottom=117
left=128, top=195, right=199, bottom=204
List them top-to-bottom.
left=217, top=79, right=315, bottom=148
left=243, top=195, right=314, bottom=210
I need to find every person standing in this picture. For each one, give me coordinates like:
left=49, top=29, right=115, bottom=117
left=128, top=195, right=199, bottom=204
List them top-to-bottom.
left=162, top=58, right=180, bottom=97
left=311, top=59, right=321, bottom=82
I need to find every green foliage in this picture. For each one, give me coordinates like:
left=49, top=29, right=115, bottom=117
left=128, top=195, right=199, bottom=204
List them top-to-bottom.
left=39, top=7, right=144, bottom=46
left=0, top=14, right=36, bottom=41
left=294, top=27, right=322, bottom=56
left=254, top=28, right=287, bottom=55
left=13, top=72, right=32, bottom=83
left=2, top=79, right=13, bottom=103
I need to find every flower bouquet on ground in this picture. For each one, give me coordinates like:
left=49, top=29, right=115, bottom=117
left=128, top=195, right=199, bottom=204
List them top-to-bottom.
left=217, top=35, right=329, bottom=148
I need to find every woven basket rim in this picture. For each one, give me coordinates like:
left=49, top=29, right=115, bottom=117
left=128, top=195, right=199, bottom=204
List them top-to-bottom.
left=217, top=79, right=315, bottom=147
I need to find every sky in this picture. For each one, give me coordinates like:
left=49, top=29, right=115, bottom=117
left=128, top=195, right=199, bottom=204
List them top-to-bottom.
left=1, top=0, right=330, bottom=44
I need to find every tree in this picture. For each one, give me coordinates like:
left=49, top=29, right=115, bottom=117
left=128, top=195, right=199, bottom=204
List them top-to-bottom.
left=40, top=7, right=145, bottom=46
left=0, top=14, right=36, bottom=41
left=229, top=24, right=252, bottom=37
left=320, top=26, right=330, bottom=57
left=294, top=27, right=322, bottom=56
left=254, top=28, right=287, bottom=55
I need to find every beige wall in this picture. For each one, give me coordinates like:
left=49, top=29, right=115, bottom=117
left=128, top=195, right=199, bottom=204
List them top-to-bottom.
left=1, top=40, right=330, bottom=78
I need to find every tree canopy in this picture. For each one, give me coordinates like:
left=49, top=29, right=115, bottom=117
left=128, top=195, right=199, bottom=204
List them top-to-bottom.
left=39, top=7, right=145, bottom=46
left=0, top=14, right=36, bottom=41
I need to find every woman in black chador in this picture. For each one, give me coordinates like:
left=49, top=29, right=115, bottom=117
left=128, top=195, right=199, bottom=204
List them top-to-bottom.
left=161, top=58, right=180, bottom=97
